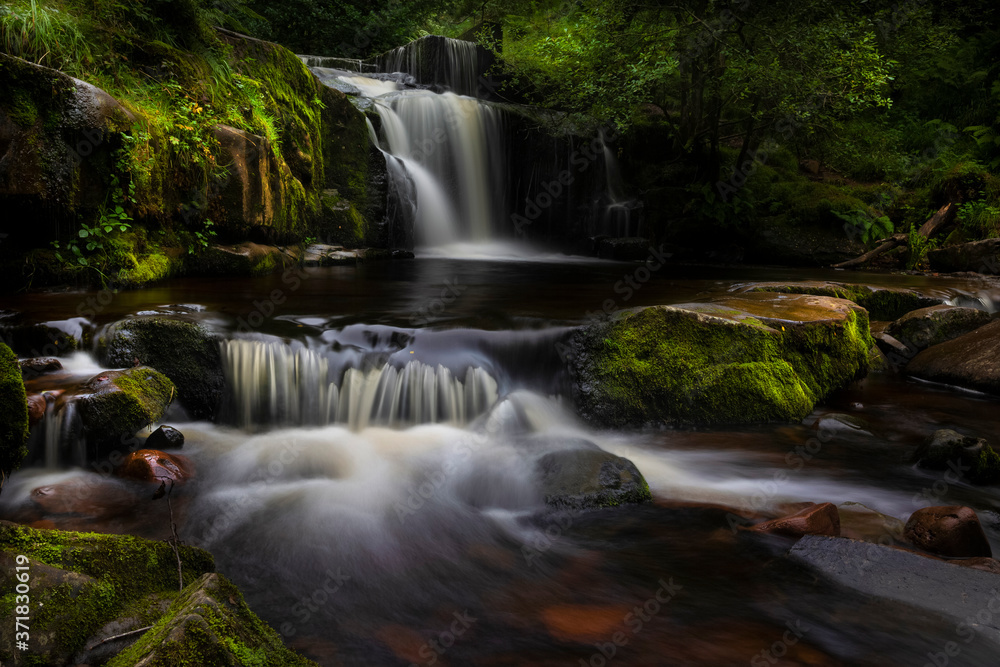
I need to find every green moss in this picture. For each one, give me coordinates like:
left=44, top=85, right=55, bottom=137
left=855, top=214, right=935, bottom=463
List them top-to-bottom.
left=745, top=282, right=937, bottom=321
left=572, top=303, right=873, bottom=427
left=0, top=342, right=30, bottom=480
left=77, top=367, right=175, bottom=449
left=972, top=447, right=1000, bottom=485
left=0, top=523, right=215, bottom=663
left=108, top=573, right=317, bottom=667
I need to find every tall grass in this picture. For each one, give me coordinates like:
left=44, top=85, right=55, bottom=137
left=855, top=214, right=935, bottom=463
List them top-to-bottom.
left=0, top=0, right=93, bottom=71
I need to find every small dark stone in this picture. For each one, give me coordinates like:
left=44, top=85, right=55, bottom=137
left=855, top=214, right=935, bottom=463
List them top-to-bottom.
left=145, top=425, right=185, bottom=450
left=537, top=448, right=652, bottom=509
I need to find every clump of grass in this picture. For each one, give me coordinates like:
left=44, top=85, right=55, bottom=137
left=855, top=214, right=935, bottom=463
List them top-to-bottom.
left=0, top=0, right=93, bottom=70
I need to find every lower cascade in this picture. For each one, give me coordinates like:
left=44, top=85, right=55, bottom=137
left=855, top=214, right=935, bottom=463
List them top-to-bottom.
left=221, top=339, right=500, bottom=429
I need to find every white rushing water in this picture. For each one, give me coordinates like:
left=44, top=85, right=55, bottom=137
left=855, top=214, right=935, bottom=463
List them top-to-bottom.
left=377, top=35, right=480, bottom=97
left=221, top=339, right=499, bottom=429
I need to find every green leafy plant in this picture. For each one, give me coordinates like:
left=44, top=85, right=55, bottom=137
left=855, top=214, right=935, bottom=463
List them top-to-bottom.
left=957, top=196, right=1000, bottom=239
left=834, top=209, right=894, bottom=246
left=907, top=222, right=937, bottom=270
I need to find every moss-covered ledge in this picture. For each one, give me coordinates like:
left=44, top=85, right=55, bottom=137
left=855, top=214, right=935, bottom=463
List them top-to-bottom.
left=568, top=293, right=874, bottom=427
left=0, top=342, right=30, bottom=485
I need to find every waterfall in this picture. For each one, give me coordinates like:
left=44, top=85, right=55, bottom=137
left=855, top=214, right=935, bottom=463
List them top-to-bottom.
left=377, top=36, right=479, bottom=97
left=370, top=92, right=504, bottom=245
left=221, top=339, right=499, bottom=429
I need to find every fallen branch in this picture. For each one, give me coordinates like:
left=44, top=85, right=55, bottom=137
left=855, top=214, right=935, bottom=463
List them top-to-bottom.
left=831, top=233, right=908, bottom=269
left=86, top=625, right=154, bottom=650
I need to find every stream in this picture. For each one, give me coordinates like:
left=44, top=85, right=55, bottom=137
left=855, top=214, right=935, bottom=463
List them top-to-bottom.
left=3, top=257, right=1000, bottom=666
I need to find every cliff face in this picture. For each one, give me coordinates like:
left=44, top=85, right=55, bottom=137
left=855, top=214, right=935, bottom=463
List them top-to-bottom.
left=0, top=12, right=378, bottom=288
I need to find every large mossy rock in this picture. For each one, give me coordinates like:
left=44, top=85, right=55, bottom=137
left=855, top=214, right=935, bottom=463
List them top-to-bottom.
left=736, top=281, right=942, bottom=320
left=569, top=293, right=873, bottom=427
left=886, top=305, right=991, bottom=352
left=100, top=317, right=224, bottom=420
left=906, top=320, right=1000, bottom=395
left=0, top=342, right=29, bottom=485
left=77, top=367, right=175, bottom=455
left=537, top=448, right=652, bottom=509
left=0, top=521, right=215, bottom=666
left=107, top=572, right=317, bottom=667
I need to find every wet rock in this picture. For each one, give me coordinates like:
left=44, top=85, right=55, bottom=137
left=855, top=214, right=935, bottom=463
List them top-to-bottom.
left=927, top=238, right=1000, bottom=274
left=186, top=242, right=296, bottom=277
left=735, top=281, right=941, bottom=320
left=569, top=293, right=873, bottom=427
left=886, top=305, right=990, bottom=352
left=100, top=317, right=223, bottom=420
left=906, top=319, right=1000, bottom=395
left=0, top=320, right=80, bottom=357
left=873, top=331, right=911, bottom=369
left=0, top=342, right=29, bottom=482
left=18, top=356, right=63, bottom=378
left=76, top=367, right=175, bottom=457
left=26, top=393, right=47, bottom=426
left=815, top=413, right=873, bottom=438
left=145, top=425, right=185, bottom=449
left=913, top=429, right=1000, bottom=484
left=537, top=448, right=652, bottom=509
left=116, top=449, right=194, bottom=485
left=29, top=477, right=141, bottom=519
left=751, top=502, right=840, bottom=538
left=837, top=502, right=906, bottom=544
left=904, top=506, right=992, bottom=558
left=0, top=521, right=216, bottom=667
left=789, top=535, right=1000, bottom=649
left=955, top=557, right=1000, bottom=575
left=116, top=572, right=317, bottom=666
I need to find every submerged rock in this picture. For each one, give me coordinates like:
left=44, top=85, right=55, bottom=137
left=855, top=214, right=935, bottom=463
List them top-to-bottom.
left=735, top=281, right=942, bottom=320
left=568, top=293, right=873, bottom=427
left=886, top=305, right=990, bottom=352
left=100, top=317, right=223, bottom=420
left=906, top=319, right=1000, bottom=395
left=0, top=342, right=29, bottom=483
left=76, top=367, right=175, bottom=457
left=26, top=393, right=47, bottom=426
left=913, top=429, right=1000, bottom=485
left=537, top=448, right=652, bottom=509
left=751, top=502, right=841, bottom=538
left=837, top=502, right=906, bottom=544
left=904, top=506, right=992, bottom=558
left=107, top=572, right=318, bottom=667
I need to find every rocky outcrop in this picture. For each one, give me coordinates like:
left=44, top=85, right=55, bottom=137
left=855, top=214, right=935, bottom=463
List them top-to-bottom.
left=927, top=238, right=1000, bottom=274
left=568, top=293, right=873, bottom=427
left=885, top=305, right=990, bottom=352
left=100, top=317, right=223, bottom=420
left=906, top=319, right=1000, bottom=394
left=0, top=342, right=29, bottom=485
left=76, top=367, right=175, bottom=457
left=145, top=425, right=185, bottom=449
left=537, top=447, right=652, bottom=509
left=904, top=506, right=992, bottom=558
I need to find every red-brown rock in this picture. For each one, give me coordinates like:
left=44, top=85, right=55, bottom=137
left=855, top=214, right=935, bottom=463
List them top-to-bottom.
left=26, top=393, right=46, bottom=426
left=116, top=449, right=193, bottom=485
left=751, top=502, right=841, bottom=538
left=904, top=506, right=992, bottom=558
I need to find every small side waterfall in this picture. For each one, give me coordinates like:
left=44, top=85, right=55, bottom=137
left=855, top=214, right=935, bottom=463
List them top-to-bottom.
left=377, top=36, right=480, bottom=97
left=221, top=339, right=499, bottom=429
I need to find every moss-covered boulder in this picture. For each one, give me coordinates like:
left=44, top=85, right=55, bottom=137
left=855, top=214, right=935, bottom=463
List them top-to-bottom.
left=184, top=242, right=296, bottom=277
left=736, top=281, right=943, bottom=321
left=569, top=293, right=873, bottom=427
left=886, top=305, right=991, bottom=352
left=100, top=317, right=223, bottom=420
left=0, top=342, right=30, bottom=486
left=76, top=367, right=175, bottom=457
left=913, top=429, right=1000, bottom=485
left=537, top=448, right=652, bottom=509
left=0, top=521, right=215, bottom=666
left=107, top=572, right=317, bottom=667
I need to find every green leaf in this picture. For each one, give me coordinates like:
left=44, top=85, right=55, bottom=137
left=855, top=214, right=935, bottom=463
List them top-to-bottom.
left=104, top=226, right=113, bottom=233
left=79, top=229, right=89, bottom=238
